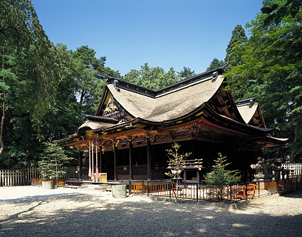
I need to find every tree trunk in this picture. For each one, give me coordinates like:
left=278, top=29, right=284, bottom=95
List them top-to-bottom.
left=0, top=49, right=5, bottom=156
left=0, top=109, right=4, bottom=156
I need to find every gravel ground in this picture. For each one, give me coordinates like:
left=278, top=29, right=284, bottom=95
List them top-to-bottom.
left=0, top=186, right=302, bottom=236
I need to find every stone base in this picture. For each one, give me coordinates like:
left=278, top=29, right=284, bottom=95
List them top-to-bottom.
left=42, top=180, right=54, bottom=189
left=112, top=185, right=127, bottom=198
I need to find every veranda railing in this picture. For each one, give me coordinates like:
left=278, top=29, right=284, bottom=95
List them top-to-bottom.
left=129, top=175, right=302, bottom=203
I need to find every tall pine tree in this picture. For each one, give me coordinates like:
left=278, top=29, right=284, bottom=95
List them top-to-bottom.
left=226, top=1, right=302, bottom=162
left=225, top=25, right=248, bottom=72
left=207, top=58, right=225, bottom=71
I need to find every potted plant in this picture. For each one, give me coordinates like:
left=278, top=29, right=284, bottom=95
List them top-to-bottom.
left=38, top=142, right=73, bottom=189
left=165, top=143, right=192, bottom=179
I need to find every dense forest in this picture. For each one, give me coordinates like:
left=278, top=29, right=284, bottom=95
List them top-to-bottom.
left=0, top=0, right=301, bottom=170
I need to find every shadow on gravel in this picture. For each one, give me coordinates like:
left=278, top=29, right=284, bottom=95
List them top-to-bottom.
left=282, top=190, right=302, bottom=199
left=0, top=192, right=83, bottom=203
left=1, top=194, right=302, bottom=236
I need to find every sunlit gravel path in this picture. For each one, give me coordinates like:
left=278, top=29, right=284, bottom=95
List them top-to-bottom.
left=0, top=186, right=302, bottom=236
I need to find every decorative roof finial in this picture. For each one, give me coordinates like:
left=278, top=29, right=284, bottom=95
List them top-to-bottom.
left=212, top=71, right=218, bottom=81
left=113, top=80, right=120, bottom=92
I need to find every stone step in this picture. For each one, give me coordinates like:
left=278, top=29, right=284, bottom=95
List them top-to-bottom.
left=85, top=184, right=112, bottom=191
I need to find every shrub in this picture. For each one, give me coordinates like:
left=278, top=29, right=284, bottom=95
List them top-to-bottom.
left=205, top=152, right=241, bottom=185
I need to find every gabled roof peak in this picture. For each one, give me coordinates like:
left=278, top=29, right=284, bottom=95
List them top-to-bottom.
left=106, top=66, right=225, bottom=98
left=235, top=97, right=258, bottom=107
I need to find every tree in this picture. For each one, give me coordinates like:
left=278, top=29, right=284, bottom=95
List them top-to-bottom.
left=0, top=0, right=62, bottom=155
left=261, top=0, right=302, bottom=26
left=226, top=1, right=302, bottom=161
left=0, top=2, right=119, bottom=168
left=224, top=25, right=247, bottom=72
left=0, top=44, right=81, bottom=169
left=39, top=44, right=83, bottom=142
left=73, top=46, right=120, bottom=114
left=206, top=58, right=225, bottom=71
left=123, top=63, right=181, bottom=90
left=178, top=66, right=195, bottom=79
left=38, top=142, right=73, bottom=180
left=165, top=143, right=191, bottom=178
left=204, top=153, right=241, bottom=185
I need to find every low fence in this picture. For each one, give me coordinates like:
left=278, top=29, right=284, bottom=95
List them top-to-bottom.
left=282, top=163, right=302, bottom=176
left=0, top=166, right=79, bottom=187
left=24, top=167, right=40, bottom=182
left=0, top=170, right=25, bottom=186
left=129, top=175, right=302, bottom=203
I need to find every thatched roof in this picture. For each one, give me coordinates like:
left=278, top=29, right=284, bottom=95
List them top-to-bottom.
left=55, top=67, right=288, bottom=148
left=107, top=75, right=225, bottom=122
left=237, top=102, right=259, bottom=124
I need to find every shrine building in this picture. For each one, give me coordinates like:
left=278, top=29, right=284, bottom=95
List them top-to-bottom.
left=56, top=67, right=287, bottom=182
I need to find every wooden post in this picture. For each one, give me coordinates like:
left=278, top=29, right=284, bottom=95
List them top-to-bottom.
left=147, top=138, right=151, bottom=180
left=129, top=140, right=133, bottom=180
left=88, top=141, right=91, bottom=177
left=92, top=142, right=95, bottom=180
left=95, top=143, right=99, bottom=178
left=114, top=143, right=117, bottom=181
left=99, top=147, right=102, bottom=173
left=78, top=151, right=82, bottom=180
left=196, top=183, right=199, bottom=202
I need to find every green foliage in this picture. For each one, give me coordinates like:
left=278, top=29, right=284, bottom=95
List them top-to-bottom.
left=0, top=0, right=61, bottom=131
left=0, top=0, right=64, bottom=139
left=261, top=0, right=302, bottom=26
left=226, top=1, right=302, bottom=160
left=224, top=24, right=247, bottom=72
left=0, top=43, right=118, bottom=168
left=72, top=45, right=120, bottom=113
left=207, top=58, right=225, bottom=71
left=123, top=63, right=185, bottom=90
left=178, top=66, right=195, bottom=80
left=0, top=112, right=44, bottom=169
left=38, top=142, right=73, bottom=179
left=165, top=143, right=192, bottom=178
left=204, top=153, right=241, bottom=185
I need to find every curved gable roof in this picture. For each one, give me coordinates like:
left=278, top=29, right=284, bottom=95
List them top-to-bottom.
left=107, top=75, right=225, bottom=122
left=236, top=98, right=267, bottom=128
left=237, top=102, right=259, bottom=124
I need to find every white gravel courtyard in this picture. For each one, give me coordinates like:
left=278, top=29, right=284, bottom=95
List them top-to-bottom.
left=0, top=186, right=302, bottom=236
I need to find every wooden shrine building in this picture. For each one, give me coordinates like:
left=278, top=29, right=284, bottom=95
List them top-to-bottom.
left=56, top=67, right=287, bottom=182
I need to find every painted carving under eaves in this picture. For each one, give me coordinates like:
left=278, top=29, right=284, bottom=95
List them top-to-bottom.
left=102, top=95, right=133, bottom=124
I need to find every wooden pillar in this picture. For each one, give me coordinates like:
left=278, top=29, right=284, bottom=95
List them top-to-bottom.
left=147, top=138, right=152, bottom=180
left=129, top=141, right=133, bottom=180
left=88, top=142, right=91, bottom=177
left=92, top=142, right=95, bottom=180
left=95, top=143, right=99, bottom=178
left=114, top=144, right=117, bottom=181
left=99, top=147, right=102, bottom=173
left=78, top=151, right=82, bottom=180
left=197, top=170, right=200, bottom=184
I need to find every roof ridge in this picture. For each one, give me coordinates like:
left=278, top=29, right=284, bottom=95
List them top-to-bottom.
left=106, top=67, right=225, bottom=98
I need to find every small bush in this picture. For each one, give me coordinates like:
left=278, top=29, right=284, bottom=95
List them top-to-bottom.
left=205, top=152, right=241, bottom=185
